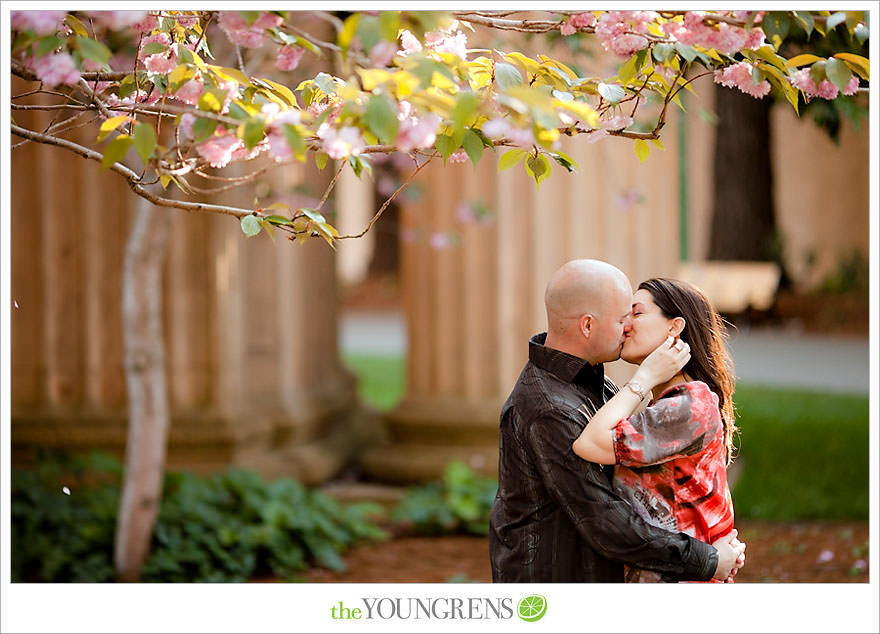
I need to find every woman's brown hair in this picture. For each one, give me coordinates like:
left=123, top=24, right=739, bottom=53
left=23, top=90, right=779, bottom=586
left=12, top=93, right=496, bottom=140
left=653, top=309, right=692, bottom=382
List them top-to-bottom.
left=638, top=277, right=738, bottom=464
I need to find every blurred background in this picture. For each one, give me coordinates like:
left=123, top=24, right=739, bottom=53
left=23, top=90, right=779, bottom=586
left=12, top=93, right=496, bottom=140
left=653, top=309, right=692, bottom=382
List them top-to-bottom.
left=9, top=16, right=870, bottom=583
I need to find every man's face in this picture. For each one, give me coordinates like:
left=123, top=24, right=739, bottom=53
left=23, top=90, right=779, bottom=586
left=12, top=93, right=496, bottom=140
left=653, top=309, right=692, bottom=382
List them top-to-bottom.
left=590, top=285, right=633, bottom=363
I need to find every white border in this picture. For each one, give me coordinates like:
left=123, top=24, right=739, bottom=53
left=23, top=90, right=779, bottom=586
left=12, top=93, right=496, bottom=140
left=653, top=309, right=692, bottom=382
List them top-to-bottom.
left=2, top=2, right=878, bottom=633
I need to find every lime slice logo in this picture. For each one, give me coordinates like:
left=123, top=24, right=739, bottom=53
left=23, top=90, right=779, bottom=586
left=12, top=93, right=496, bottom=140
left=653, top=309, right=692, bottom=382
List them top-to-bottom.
left=517, top=594, right=547, bottom=622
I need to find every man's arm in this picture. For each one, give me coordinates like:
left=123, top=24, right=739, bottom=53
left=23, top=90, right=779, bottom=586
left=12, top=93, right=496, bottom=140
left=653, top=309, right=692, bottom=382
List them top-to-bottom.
left=527, top=410, right=724, bottom=581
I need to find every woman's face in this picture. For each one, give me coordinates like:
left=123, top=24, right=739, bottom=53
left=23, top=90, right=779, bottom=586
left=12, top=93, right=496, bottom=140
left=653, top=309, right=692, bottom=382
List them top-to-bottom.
left=621, top=289, right=678, bottom=364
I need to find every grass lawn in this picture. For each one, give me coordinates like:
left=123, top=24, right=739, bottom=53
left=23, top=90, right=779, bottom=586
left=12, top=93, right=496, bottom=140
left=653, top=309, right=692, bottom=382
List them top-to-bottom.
left=342, top=354, right=870, bottom=521
left=730, top=384, right=869, bottom=521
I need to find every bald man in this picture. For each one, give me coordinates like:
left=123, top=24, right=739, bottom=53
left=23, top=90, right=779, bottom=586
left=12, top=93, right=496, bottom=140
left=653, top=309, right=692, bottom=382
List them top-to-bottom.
left=489, top=259, right=741, bottom=582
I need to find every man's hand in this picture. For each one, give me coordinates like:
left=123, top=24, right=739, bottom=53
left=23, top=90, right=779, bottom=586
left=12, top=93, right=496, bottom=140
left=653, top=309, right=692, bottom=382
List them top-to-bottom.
left=632, top=336, right=690, bottom=388
left=711, top=529, right=746, bottom=582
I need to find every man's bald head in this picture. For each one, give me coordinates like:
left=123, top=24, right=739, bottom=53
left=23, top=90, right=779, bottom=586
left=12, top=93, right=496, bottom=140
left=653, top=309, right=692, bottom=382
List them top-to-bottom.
left=543, top=259, right=633, bottom=363
left=545, top=260, right=630, bottom=329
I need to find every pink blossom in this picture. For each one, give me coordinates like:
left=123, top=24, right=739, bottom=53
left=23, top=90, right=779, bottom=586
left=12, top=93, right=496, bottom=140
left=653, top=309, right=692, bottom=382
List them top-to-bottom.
left=11, top=11, right=65, bottom=36
left=91, top=11, right=149, bottom=31
left=217, top=12, right=249, bottom=32
left=132, top=13, right=158, bottom=33
left=253, top=13, right=283, bottom=30
left=570, top=13, right=597, bottom=29
left=175, top=14, right=199, bottom=29
left=560, top=22, right=577, bottom=36
left=744, top=27, right=766, bottom=50
left=227, top=28, right=264, bottom=48
left=399, top=30, right=423, bottom=55
left=433, top=31, right=468, bottom=59
left=606, top=33, right=649, bottom=57
left=370, top=40, right=398, bottom=66
left=276, top=45, right=305, bottom=71
left=144, top=51, right=177, bottom=74
left=34, top=52, right=81, bottom=87
left=82, top=58, right=104, bottom=72
left=713, top=61, right=771, bottom=99
left=842, top=75, right=860, bottom=96
left=175, top=78, right=203, bottom=105
left=816, top=79, right=839, bottom=100
left=179, top=113, right=196, bottom=138
left=395, top=113, right=441, bottom=153
left=601, top=114, right=634, bottom=130
left=480, top=117, right=511, bottom=139
left=317, top=124, right=365, bottom=159
left=507, top=127, right=536, bottom=149
left=587, top=129, right=608, bottom=143
left=267, top=131, right=292, bottom=161
left=197, top=134, right=241, bottom=168
left=231, top=139, right=267, bottom=162
left=448, top=149, right=468, bottom=163
left=429, top=232, right=456, bottom=249
left=817, top=549, right=834, bottom=564
left=853, top=559, right=867, bottom=571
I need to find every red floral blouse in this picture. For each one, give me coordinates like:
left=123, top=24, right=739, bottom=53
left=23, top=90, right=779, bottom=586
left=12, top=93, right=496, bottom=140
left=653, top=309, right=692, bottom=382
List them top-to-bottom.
left=612, top=380, right=734, bottom=582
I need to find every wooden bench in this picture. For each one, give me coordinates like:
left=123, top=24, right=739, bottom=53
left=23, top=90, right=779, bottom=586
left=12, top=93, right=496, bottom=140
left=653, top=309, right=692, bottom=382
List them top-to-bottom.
left=675, top=261, right=781, bottom=314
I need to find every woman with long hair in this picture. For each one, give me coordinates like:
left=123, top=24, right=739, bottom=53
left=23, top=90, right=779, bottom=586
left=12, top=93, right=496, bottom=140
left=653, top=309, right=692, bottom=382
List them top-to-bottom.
left=572, top=277, right=740, bottom=582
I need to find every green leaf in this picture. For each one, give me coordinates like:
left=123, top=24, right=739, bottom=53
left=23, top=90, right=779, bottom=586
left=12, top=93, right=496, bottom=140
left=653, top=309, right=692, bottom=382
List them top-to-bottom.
left=240, top=11, right=261, bottom=25
left=794, top=11, right=814, bottom=36
left=826, top=11, right=847, bottom=31
left=761, top=12, right=791, bottom=48
left=65, top=14, right=90, bottom=37
left=854, top=24, right=869, bottom=45
left=35, top=36, right=62, bottom=58
left=77, top=36, right=111, bottom=66
left=141, top=42, right=169, bottom=56
left=674, top=42, right=697, bottom=63
left=652, top=43, right=675, bottom=63
left=617, top=53, right=642, bottom=83
left=834, top=53, right=869, bottom=81
left=824, top=58, right=852, bottom=92
left=809, top=60, right=827, bottom=85
left=493, top=62, right=523, bottom=90
left=118, top=74, right=137, bottom=99
left=597, top=82, right=626, bottom=104
left=198, top=89, right=223, bottom=113
left=451, top=91, right=479, bottom=132
left=364, top=94, right=398, bottom=144
left=97, top=115, right=130, bottom=142
left=192, top=117, right=219, bottom=142
left=241, top=118, right=265, bottom=150
left=132, top=122, right=157, bottom=164
left=282, top=124, right=306, bottom=158
left=461, top=129, right=484, bottom=167
left=435, top=134, right=458, bottom=160
left=100, top=135, right=133, bottom=170
left=633, top=139, right=650, bottom=163
left=498, top=149, right=526, bottom=171
left=549, top=151, right=577, bottom=172
left=315, top=152, right=328, bottom=170
left=524, top=153, right=551, bottom=186
left=300, top=208, right=327, bottom=224
left=240, top=215, right=261, bottom=237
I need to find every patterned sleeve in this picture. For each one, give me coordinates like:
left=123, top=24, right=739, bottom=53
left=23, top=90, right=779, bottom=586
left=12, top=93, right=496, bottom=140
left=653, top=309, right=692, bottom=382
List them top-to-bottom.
left=613, top=382, right=721, bottom=467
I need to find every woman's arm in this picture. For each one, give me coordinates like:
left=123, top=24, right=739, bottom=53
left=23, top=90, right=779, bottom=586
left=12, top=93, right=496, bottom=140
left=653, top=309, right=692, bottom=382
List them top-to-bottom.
left=572, top=336, right=690, bottom=464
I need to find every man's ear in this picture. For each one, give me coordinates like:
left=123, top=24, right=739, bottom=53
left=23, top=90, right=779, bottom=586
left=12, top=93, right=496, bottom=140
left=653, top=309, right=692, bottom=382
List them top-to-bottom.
left=580, top=314, right=593, bottom=339
left=669, top=317, right=686, bottom=338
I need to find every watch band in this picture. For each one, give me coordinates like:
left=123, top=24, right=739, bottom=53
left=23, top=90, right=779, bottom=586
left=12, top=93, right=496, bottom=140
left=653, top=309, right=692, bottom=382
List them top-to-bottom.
left=625, top=380, right=648, bottom=401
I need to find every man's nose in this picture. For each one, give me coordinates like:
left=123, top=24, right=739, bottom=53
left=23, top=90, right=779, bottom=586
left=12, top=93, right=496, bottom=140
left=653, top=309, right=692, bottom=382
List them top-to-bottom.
left=623, top=317, right=633, bottom=333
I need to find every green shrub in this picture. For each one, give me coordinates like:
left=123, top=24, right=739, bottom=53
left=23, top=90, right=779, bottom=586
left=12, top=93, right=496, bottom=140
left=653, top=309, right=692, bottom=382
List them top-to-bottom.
left=12, top=452, right=387, bottom=582
left=392, top=461, right=497, bottom=535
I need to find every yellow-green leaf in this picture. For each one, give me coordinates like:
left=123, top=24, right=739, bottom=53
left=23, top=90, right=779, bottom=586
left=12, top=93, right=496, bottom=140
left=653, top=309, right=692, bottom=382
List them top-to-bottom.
left=65, top=14, right=89, bottom=37
left=784, top=53, right=824, bottom=68
left=833, top=53, right=869, bottom=80
left=209, top=65, right=250, bottom=86
left=258, top=77, right=298, bottom=107
left=198, top=90, right=223, bottom=113
left=97, top=115, right=130, bottom=142
left=132, top=121, right=157, bottom=164
left=461, top=129, right=484, bottom=166
left=101, top=135, right=133, bottom=170
left=633, top=139, right=650, bottom=163
left=498, top=148, right=527, bottom=171
left=315, top=151, right=328, bottom=170
left=524, top=153, right=551, bottom=186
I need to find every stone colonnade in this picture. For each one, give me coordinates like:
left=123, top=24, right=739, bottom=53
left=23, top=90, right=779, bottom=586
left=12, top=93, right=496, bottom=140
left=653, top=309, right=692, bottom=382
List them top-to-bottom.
left=10, top=81, right=373, bottom=485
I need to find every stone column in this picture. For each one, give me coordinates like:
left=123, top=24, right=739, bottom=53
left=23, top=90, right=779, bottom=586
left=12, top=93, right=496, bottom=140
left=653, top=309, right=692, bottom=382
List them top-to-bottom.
left=11, top=88, right=369, bottom=485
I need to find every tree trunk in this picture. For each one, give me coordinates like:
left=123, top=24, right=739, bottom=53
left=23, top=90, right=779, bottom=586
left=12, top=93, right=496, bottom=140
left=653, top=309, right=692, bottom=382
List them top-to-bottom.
left=708, top=84, right=778, bottom=261
left=115, top=195, right=171, bottom=582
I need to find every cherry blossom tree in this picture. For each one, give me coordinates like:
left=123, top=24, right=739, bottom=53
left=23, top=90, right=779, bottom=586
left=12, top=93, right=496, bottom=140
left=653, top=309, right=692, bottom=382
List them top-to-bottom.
left=9, top=9, right=870, bottom=580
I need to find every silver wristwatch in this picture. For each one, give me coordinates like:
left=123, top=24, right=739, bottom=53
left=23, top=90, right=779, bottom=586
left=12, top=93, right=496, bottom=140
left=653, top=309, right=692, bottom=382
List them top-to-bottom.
left=624, top=380, right=648, bottom=401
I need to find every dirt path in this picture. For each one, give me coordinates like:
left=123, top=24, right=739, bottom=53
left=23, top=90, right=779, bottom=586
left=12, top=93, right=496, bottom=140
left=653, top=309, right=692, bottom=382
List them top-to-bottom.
left=303, top=520, right=869, bottom=583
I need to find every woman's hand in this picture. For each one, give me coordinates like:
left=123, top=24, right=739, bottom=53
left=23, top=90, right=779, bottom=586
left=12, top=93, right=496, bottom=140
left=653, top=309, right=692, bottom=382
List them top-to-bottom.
left=632, top=336, right=690, bottom=389
left=711, top=529, right=747, bottom=581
